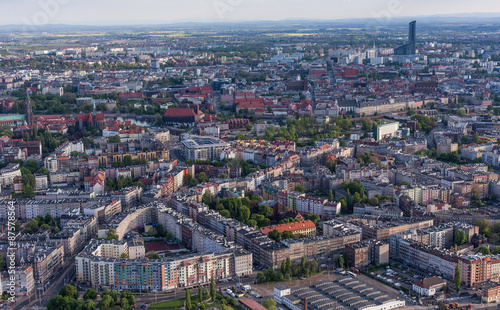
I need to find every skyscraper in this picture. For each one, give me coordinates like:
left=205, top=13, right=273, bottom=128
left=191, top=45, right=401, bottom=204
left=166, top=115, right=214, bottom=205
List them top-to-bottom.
left=394, top=21, right=416, bottom=55
left=25, top=90, right=34, bottom=134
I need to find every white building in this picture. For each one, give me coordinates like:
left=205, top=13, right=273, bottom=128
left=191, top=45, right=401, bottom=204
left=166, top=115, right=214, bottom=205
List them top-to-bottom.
left=412, top=276, right=446, bottom=296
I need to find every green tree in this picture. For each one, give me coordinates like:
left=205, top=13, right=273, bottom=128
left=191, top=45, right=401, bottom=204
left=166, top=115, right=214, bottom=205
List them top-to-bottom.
left=457, top=109, right=466, bottom=117
left=107, top=135, right=121, bottom=143
left=25, top=159, right=38, bottom=173
left=196, top=172, right=209, bottom=183
left=294, top=184, right=306, bottom=193
left=328, top=190, right=334, bottom=202
left=352, top=192, right=362, bottom=204
left=368, top=197, right=379, bottom=206
left=259, top=205, right=274, bottom=218
left=305, top=213, right=320, bottom=224
left=475, top=219, right=491, bottom=234
left=105, top=229, right=119, bottom=240
left=269, top=229, right=281, bottom=241
left=454, top=229, right=467, bottom=246
left=282, top=231, right=294, bottom=240
left=477, top=246, right=491, bottom=255
left=492, top=246, right=500, bottom=255
left=147, top=251, right=159, bottom=259
left=120, top=253, right=129, bottom=259
left=335, top=256, right=344, bottom=269
left=454, top=265, right=461, bottom=294
left=257, top=272, right=266, bottom=283
left=210, top=277, right=216, bottom=301
left=59, top=284, right=79, bottom=299
left=198, top=285, right=203, bottom=303
left=83, top=288, right=97, bottom=301
left=186, top=289, right=192, bottom=310
left=111, top=290, right=118, bottom=303
left=120, top=290, right=135, bottom=307
left=98, top=294, right=114, bottom=310
left=120, top=298, right=129, bottom=310
left=264, top=298, right=277, bottom=310
left=82, top=299, right=96, bottom=310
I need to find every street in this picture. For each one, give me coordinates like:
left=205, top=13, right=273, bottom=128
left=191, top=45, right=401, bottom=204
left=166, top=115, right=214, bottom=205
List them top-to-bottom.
left=13, top=257, right=75, bottom=310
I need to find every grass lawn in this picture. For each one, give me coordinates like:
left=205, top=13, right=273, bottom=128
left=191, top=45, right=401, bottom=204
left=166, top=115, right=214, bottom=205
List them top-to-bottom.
left=149, top=297, right=186, bottom=310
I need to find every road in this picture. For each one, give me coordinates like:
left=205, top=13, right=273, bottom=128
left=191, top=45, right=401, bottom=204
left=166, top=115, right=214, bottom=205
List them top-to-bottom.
left=13, top=257, right=75, bottom=310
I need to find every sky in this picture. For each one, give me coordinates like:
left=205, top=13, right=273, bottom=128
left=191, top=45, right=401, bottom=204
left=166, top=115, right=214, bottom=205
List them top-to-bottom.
left=1, top=0, right=500, bottom=26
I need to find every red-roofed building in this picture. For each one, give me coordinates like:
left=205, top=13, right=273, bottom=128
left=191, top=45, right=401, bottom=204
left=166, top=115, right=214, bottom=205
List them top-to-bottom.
left=118, top=92, right=145, bottom=102
left=235, top=98, right=266, bottom=113
left=163, top=105, right=204, bottom=126
left=77, top=110, right=105, bottom=130
left=226, top=118, right=249, bottom=129
left=84, top=171, right=105, bottom=194
left=260, top=220, right=316, bottom=237
left=239, top=298, right=267, bottom=310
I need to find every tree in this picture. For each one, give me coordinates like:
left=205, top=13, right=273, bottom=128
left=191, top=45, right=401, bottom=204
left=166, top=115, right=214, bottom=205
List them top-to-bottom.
left=457, top=109, right=466, bottom=117
left=245, top=123, right=253, bottom=131
left=107, top=135, right=121, bottom=143
left=25, top=159, right=38, bottom=173
left=196, top=172, right=209, bottom=183
left=294, top=184, right=306, bottom=193
left=346, top=188, right=351, bottom=209
left=328, top=190, right=334, bottom=202
left=352, top=192, right=362, bottom=204
left=368, top=197, right=379, bottom=206
left=259, top=205, right=274, bottom=218
left=305, top=213, right=320, bottom=224
left=475, top=219, right=491, bottom=234
left=147, top=227, right=158, bottom=236
left=106, top=229, right=119, bottom=240
left=269, top=229, right=281, bottom=242
left=454, top=229, right=467, bottom=246
left=282, top=231, right=294, bottom=240
left=477, top=246, right=491, bottom=255
left=492, top=246, right=500, bottom=255
left=147, top=251, right=159, bottom=259
left=120, top=253, right=129, bottom=259
left=335, top=256, right=344, bottom=269
left=454, top=265, right=461, bottom=294
left=257, top=272, right=267, bottom=283
left=210, top=277, right=216, bottom=301
left=59, top=284, right=79, bottom=299
left=198, top=285, right=203, bottom=303
left=83, top=288, right=97, bottom=301
left=186, top=289, right=192, bottom=310
left=111, top=290, right=119, bottom=303
left=120, top=290, right=135, bottom=307
left=98, top=295, right=114, bottom=310
left=120, top=298, right=129, bottom=310
left=264, top=298, right=277, bottom=310
left=83, top=299, right=96, bottom=310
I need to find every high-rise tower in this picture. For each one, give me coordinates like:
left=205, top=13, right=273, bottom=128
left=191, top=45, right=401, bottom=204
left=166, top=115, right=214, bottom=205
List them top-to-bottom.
left=408, top=20, right=416, bottom=55
left=394, top=21, right=417, bottom=55
left=25, top=90, right=34, bottom=134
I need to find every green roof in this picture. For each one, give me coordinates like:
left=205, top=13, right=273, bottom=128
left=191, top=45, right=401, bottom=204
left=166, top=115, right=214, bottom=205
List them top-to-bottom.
left=0, top=114, right=26, bottom=121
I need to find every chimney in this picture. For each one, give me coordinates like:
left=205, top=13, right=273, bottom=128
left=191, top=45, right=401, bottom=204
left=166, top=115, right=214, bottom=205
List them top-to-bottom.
left=304, top=297, right=308, bottom=310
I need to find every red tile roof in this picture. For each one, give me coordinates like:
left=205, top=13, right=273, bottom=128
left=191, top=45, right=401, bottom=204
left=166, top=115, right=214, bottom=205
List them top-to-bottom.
left=163, top=108, right=196, bottom=117
left=260, top=220, right=316, bottom=235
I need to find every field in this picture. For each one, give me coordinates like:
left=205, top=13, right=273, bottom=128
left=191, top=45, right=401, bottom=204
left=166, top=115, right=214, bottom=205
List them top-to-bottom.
left=149, top=297, right=186, bottom=310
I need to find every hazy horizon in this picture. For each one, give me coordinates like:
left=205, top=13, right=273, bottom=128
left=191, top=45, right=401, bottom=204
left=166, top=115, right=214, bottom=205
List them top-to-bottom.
left=1, top=0, right=500, bottom=26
